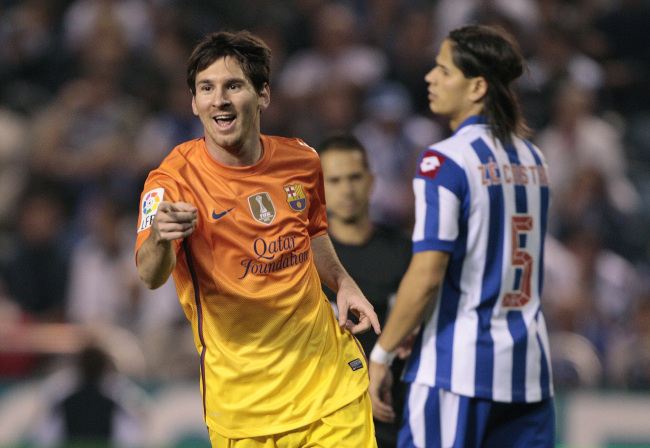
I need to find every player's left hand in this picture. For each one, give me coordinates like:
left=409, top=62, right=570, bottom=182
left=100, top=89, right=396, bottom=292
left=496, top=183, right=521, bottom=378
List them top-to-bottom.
left=336, top=280, right=381, bottom=335
left=368, top=360, right=395, bottom=423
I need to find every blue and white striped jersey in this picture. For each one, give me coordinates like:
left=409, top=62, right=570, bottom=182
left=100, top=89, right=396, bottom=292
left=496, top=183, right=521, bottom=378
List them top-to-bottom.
left=403, top=116, right=554, bottom=403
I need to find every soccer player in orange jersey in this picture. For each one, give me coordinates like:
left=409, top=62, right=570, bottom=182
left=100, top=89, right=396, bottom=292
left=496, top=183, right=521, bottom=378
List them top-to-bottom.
left=135, top=30, right=380, bottom=447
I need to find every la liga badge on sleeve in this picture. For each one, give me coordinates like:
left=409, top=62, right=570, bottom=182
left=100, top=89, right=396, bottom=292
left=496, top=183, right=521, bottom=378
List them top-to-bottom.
left=138, top=188, right=165, bottom=232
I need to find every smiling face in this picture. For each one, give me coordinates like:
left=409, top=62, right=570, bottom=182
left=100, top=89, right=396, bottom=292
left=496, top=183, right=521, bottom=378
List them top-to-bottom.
left=425, top=39, right=485, bottom=130
left=192, top=56, right=270, bottom=164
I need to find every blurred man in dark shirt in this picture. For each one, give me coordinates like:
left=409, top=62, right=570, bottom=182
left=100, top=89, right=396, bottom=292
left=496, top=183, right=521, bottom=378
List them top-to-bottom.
left=319, top=134, right=412, bottom=448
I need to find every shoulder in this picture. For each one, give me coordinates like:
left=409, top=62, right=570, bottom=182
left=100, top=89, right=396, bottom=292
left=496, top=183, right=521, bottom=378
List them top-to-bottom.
left=429, top=124, right=490, bottom=158
left=263, top=135, right=321, bottom=172
left=264, top=135, right=318, bottom=157
left=518, top=137, right=548, bottom=164
left=155, top=138, right=203, bottom=174
left=145, top=139, right=204, bottom=188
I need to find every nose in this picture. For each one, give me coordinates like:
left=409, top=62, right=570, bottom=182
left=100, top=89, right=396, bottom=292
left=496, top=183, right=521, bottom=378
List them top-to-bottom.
left=425, top=67, right=436, bottom=84
left=212, top=87, right=231, bottom=107
left=341, top=179, right=354, bottom=195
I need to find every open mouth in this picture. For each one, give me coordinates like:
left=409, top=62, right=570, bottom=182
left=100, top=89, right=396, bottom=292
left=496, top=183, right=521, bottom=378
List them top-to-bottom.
left=213, top=114, right=236, bottom=129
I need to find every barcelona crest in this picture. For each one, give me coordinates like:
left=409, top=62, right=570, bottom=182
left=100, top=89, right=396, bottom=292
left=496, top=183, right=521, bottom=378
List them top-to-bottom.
left=284, top=183, right=307, bottom=212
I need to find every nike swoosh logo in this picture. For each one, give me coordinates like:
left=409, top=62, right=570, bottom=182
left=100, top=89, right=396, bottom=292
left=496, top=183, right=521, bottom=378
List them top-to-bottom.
left=212, top=207, right=234, bottom=220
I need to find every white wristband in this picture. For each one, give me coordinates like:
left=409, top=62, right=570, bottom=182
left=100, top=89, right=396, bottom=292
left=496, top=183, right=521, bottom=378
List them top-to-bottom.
left=370, top=343, right=396, bottom=366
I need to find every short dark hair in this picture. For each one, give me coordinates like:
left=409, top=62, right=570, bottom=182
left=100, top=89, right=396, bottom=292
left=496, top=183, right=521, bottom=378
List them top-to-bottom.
left=447, top=24, right=530, bottom=142
left=186, top=30, right=271, bottom=95
left=317, top=134, right=369, bottom=170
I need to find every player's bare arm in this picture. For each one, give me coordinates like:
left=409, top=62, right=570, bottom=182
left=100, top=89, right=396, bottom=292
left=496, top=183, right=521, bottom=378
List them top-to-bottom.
left=137, top=201, right=197, bottom=289
left=311, top=234, right=381, bottom=335
left=368, top=250, right=450, bottom=423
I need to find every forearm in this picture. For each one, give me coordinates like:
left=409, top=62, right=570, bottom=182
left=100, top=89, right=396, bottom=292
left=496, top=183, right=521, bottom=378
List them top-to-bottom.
left=311, top=233, right=349, bottom=292
left=137, top=234, right=176, bottom=289
left=376, top=251, right=449, bottom=352
left=378, top=277, right=437, bottom=352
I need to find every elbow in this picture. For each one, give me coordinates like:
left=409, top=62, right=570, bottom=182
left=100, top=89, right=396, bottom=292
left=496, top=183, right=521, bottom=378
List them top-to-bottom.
left=138, top=266, right=165, bottom=290
left=139, top=272, right=160, bottom=290
left=141, top=277, right=161, bottom=290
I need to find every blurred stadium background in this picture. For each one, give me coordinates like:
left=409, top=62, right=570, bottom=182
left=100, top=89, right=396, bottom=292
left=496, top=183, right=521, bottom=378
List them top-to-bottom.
left=1, top=1, right=650, bottom=446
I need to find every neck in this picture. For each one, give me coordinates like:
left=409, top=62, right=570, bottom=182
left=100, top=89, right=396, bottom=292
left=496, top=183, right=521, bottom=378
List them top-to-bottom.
left=449, top=104, right=484, bottom=132
left=207, top=138, right=263, bottom=167
left=329, top=215, right=374, bottom=246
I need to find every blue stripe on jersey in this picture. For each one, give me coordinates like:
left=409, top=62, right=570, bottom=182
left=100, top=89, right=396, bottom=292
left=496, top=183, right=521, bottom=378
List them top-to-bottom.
left=470, top=137, right=505, bottom=399
left=503, top=141, right=529, bottom=399
left=503, top=142, right=528, bottom=214
left=435, top=223, right=469, bottom=388
left=436, top=280, right=462, bottom=385
left=508, top=312, right=528, bottom=401
left=404, top=328, right=424, bottom=380
left=398, top=384, right=414, bottom=448
left=425, top=387, right=440, bottom=447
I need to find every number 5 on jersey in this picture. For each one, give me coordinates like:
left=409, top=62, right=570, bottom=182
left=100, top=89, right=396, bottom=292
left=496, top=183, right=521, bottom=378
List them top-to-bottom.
left=502, top=215, right=533, bottom=309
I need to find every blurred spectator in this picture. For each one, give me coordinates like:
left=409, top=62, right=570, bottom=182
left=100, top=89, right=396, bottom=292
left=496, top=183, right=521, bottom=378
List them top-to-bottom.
left=0, top=0, right=70, bottom=112
left=61, top=0, right=153, bottom=55
left=431, top=0, right=540, bottom=49
left=589, top=0, right=650, bottom=116
left=278, top=1, right=388, bottom=143
left=279, top=2, right=388, bottom=98
left=384, top=6, right=437, bottom=115
left=30, top=19, right=144, bottom=216
left=518, top=24, right=605, bottom=130
left=132, top=73, right=203, bottom=181
left=354, top=81, right=443, bottom=230
left=535, top=81, right=639, bottom=248
left=0, top=108, right=29, bottom=229
left=318, top=134, right=412, bottom=448
left=0, top=182, right=70, bottom=322
left=65, top=193, right=138, bottom=329
left=562, top=222, right=641, bottom=381
left=541, top=235, right=584, bottom=335
left=0, top=284, right=40, bottom=378
left=607, top=291, right=650, bottom=389
left=30, top=344, right=145, bottom=447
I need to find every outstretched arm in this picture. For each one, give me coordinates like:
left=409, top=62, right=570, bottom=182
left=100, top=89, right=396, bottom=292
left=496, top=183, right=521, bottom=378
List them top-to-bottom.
left=137, top=201, right=197, bottom=289
left=311, top=234, right=381, bottom=336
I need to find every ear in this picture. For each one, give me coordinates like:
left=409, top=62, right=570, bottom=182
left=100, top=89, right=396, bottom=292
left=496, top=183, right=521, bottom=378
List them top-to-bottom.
left=469, top=76, right=488, bottom=103
left=258, top=83, right=270, bottom=111
left=191, top=94, right=199, bottom=116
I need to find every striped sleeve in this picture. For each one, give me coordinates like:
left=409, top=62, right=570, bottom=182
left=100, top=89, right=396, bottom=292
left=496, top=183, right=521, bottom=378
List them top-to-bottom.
left=412, top=149, right=468, bottom=254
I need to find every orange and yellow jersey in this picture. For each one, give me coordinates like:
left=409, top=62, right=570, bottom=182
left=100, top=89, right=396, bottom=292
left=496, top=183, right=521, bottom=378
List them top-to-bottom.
left=135, top=135, right=368, bottom=438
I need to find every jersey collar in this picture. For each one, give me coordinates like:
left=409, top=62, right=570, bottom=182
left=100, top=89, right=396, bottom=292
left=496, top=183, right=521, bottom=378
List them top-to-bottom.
left=452, top=115, right=488, bottom=135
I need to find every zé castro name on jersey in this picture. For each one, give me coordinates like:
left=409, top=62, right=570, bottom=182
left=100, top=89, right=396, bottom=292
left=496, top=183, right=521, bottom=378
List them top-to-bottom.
left=479, top=156, right=550, bottom=187
left=238, top=235, right=309, bottom=279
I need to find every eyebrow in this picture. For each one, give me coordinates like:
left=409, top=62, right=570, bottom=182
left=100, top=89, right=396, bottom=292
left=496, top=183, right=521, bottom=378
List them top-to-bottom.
left=435, top=58, right=450, bottom=70
left=196, top=76, right=246, bottom=86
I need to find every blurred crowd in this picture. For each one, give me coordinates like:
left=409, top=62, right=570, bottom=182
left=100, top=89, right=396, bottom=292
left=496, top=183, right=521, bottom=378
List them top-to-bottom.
left=1, top=0, right=650, bottom=393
